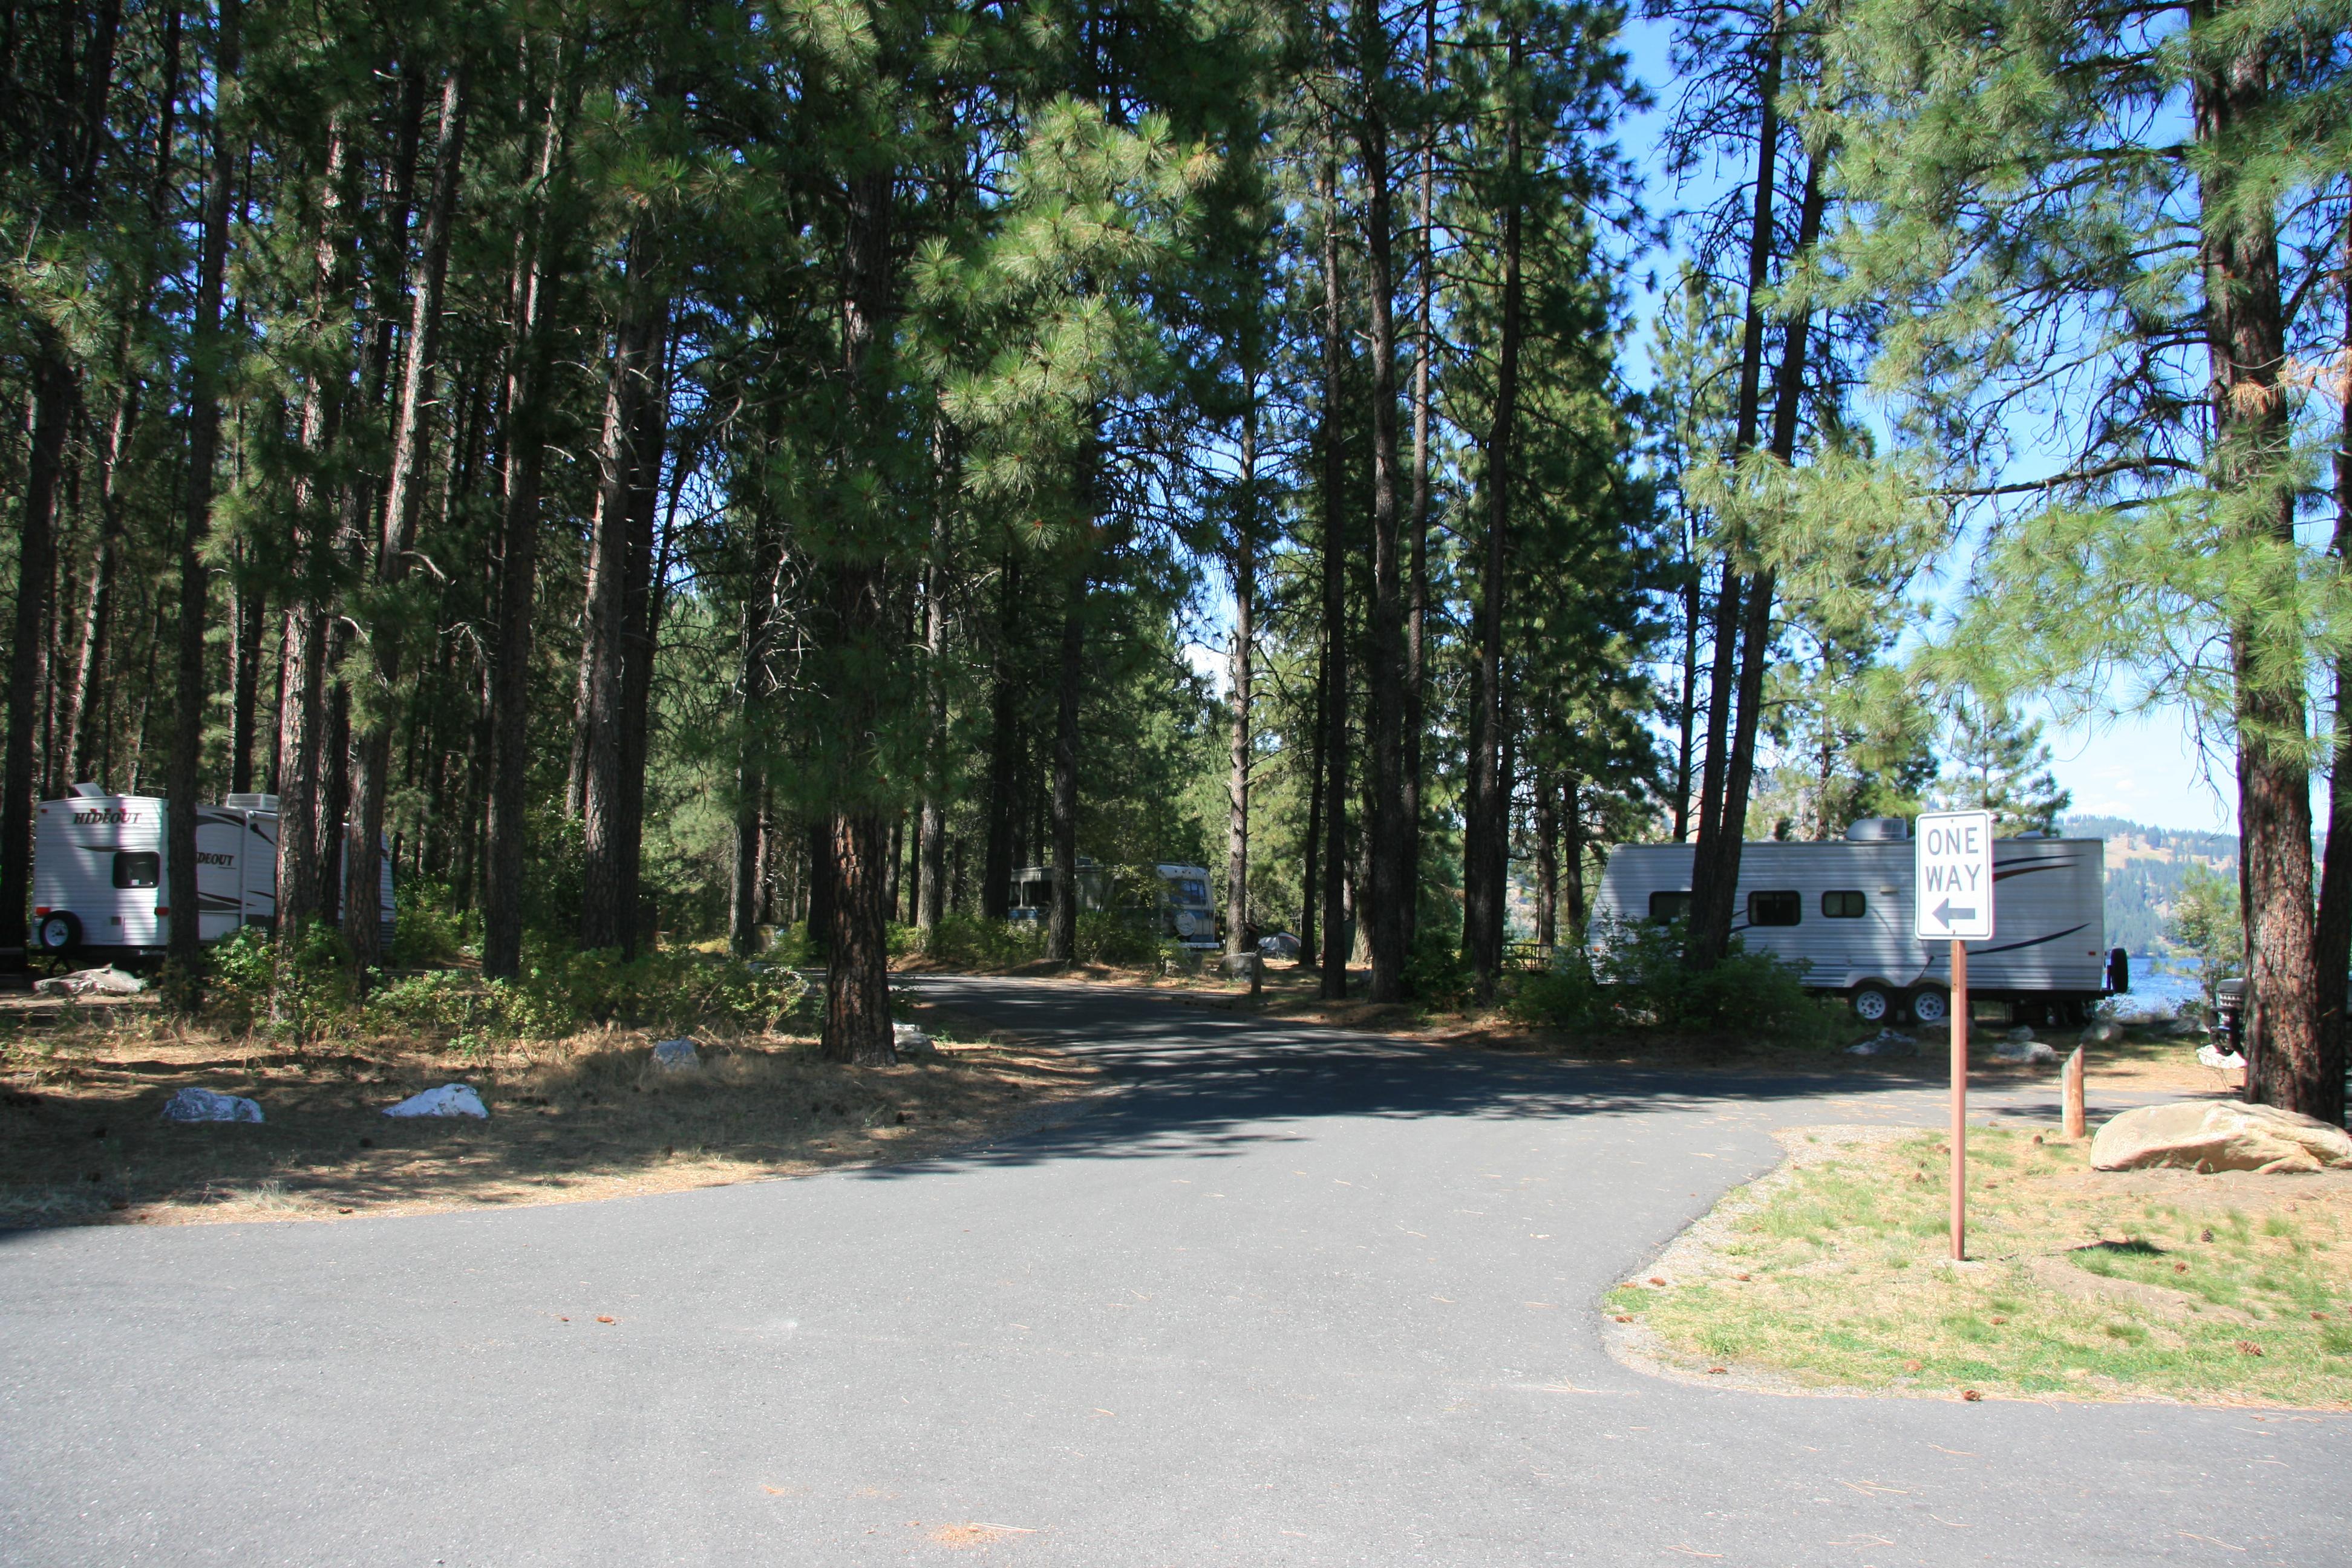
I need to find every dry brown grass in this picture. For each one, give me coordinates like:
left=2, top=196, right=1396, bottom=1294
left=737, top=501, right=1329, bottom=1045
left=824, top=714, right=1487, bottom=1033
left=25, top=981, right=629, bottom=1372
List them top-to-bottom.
left=0, top=996, right=1100, bottom=1227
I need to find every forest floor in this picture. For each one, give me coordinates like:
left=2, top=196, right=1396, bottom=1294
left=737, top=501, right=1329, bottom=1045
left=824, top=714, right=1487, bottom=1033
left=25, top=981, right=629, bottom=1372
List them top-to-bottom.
left=938, top=955, right=2243, bottom=1100
left=0, top=993, right=1100, bottom=1229
left=1607, top=1123, right=2352, bottom=1408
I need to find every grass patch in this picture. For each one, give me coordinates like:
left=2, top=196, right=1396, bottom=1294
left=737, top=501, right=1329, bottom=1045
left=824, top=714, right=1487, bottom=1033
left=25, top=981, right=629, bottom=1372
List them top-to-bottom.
left=0, top=998, right=1097, bottom=1227
left=1612, top=1128, right=2352, bottom=1407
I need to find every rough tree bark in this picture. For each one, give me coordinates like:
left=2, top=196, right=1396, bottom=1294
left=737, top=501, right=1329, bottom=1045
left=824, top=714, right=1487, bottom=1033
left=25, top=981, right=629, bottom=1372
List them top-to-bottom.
left=165, top=0, right=240, bottom=986
left=1356, top=0, right=1410, bottom=1003
left=1685, top=2, right=1783, bottom=970
left=2193, top=7, right=2328, bottom=1120
left=1462, top=25, right=1524, bottom=1002
left=344, top=64, right=469, bottom=978
left=1316, top=157, right=1350, bottom=999
left=2313, top=237, right=2352, bottom=1128
left=1226, top=403, right=1258, bottom=961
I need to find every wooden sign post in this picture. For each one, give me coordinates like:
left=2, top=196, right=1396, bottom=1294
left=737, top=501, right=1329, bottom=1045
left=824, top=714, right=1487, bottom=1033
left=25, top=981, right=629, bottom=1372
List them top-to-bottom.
left=1916, top=809, right=1995, bottom=1265
left=1950, top=938, right=1967, bottom=1261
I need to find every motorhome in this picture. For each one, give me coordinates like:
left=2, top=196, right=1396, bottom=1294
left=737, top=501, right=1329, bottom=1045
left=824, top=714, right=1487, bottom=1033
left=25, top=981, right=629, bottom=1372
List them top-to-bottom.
left=29, top=786, right=394, bottom=965
left=1591, top=817, right=2122, bottom=1027
left=1007, top=860, right=1220, bottom=950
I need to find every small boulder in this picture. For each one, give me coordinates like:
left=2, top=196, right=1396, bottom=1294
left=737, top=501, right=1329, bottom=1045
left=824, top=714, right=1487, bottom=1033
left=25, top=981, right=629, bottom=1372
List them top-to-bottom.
left=1221, top=952, right=1263, bottom=981
left=35, top=965, right=145, bottom=998
left=2080, top=1019, right=2125, bottom=1046
left=891, top=1022, right=933, bottom=1053
left=2002, top=1025, right=2037, bottom=1044
left=1846, top=1029, right=1918, bottom=1058
left=650, top=1037, right=701, bottom=1072
left=1992, top=1039, right=2057, bottom=1064
left=2195, top=1044, right=2248, bottom=1071
left=384, top=1083, right=488, bottom=1119
left=160, top=1086, right=263, bottom=1124
left=2091, top=1100, right=2352, bottom=1175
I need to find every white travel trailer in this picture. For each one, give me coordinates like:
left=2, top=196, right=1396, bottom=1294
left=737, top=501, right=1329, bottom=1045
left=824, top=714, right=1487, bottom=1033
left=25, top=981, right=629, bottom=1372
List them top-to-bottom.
left=28, top=786, right=394, bottom=965
left=1591, top=817, right=2121, bottom=1027
left=1007, top=860, right=1221, bottom=950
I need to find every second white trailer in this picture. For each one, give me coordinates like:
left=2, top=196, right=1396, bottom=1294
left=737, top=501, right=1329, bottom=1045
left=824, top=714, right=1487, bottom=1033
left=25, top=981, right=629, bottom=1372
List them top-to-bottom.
left=1591, top=818, right=2118, bottom=1026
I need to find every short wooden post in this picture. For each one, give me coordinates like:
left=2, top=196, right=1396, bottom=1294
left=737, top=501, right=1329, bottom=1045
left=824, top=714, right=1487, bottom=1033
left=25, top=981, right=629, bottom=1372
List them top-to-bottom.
left=1950, top=938, right=1968, bottom=1262
left=1249, top=952, right=1264, bottom=998
left=2063, top=1044, right=2086, bottom=1140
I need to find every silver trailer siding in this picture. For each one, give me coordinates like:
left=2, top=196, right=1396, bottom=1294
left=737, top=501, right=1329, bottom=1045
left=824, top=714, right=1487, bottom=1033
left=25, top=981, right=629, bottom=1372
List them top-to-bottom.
left=31, top=791, right=393, bottom=962
left=1592, top=834, right=2109, bottom=1022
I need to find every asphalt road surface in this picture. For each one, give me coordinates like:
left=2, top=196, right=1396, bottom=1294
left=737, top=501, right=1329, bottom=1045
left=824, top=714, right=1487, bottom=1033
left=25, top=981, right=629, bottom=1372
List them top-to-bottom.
left=3, top=976, right=2344, bottom=1567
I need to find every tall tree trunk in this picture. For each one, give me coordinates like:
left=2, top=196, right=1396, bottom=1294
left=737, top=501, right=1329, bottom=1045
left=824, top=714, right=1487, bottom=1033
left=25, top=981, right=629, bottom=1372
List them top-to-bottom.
left=4, top=0, right=122, bottom=926
left=165, top=0, right=241, bottom=987
left=1355, top=0, right=1410, bottom=1003
left=1403, top=0, right=1435, bottom=960
left=1685, top=1, right=1784, bottom=969
left=2194, top=9, right=2327, bottom=1120
left=1462, top=26, right=1523, bottom=1002
left=345, top=64, right=468, bottom=978
left=481, top=79, right=569, bottom=979
left=272, top=120, right=351, bottom=973
left=1707, top=152, right=1829, bottom=953
left=1316, top=157, right=1350, bottom=999
left=820, top=165, right=900, bottom=1066
left=2313, top=235, right=2352, bottom=1128
left=576, top=265, right=665, bottom=953
left=612, top=328, right=676, bottom=954
left=5, top=354, right=70, bottom=933
left=59, top=387, right=136, bottom=792
left=1226, top=405, right=1258, bottom=959
left=916, top=423, right=952, bottom=938
left=730, top=521, right=779, bottom=956
left=1673, top=549, right=1700, bottom=841
left=227, top=551, right=265, bottom=794
left=981, top=555, right=1021, bottom=921
left=1047, top=583, right=1085, bottom=965
left=1301, top=639, right=1325, bottom=961
left=1534, top=757, right=1558, bottom=953
left=1562, top=773, right=1586, bottom=942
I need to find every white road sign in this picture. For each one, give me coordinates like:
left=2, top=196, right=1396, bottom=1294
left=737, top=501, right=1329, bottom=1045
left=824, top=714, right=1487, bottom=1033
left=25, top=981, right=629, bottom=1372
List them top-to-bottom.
left=1915, top=809, right=1995, bottom=941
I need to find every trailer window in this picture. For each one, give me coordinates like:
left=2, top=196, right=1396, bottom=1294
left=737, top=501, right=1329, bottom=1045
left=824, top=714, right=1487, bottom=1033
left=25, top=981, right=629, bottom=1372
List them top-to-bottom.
left=113, top=851, right=160, bottom=889
left=1748, top=890, right=1802, bottom=926
left=1822, top=890, right=1867, bottom=918
left=1648, top=891, right=1691, bottom=924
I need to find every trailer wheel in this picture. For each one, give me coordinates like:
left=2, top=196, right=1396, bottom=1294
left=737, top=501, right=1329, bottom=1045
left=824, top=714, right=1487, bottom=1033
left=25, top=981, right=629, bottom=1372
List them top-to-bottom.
left=36, top=911, right=81, bottom=953
left=1852, top=985, right=1895, bottom=1024
left=1909, top=987, right=1950, bottom=1027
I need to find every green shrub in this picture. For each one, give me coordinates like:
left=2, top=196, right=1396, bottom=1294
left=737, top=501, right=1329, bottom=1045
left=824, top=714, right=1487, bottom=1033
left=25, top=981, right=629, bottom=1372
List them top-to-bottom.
left=390, top=880, right=473, bottom=967
left=1073, top=909, right=1161, bottom=967
left=915, top=912, right=1045, bottom=970
left=1508, top=913, right=1841, bottom=1044
left=205, top=921, right=357, bottom=1041
left=1403, top=930, right=1474, bottom=1007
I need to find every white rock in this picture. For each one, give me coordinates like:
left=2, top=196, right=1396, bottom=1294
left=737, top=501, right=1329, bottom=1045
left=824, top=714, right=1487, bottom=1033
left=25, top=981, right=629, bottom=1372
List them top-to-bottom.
left=35, top=965, right=145, bottom=998
left=2080, top=1019, right=2125, bottom=1045
left=892, top=1022, right=933, bottom=1053
left=1846, top=1030, right=1918, bottom=1057
left=650, top=1037, right=701, bottom=1071
left=1993, top=1039, right=2057, bottom=1064
left=2196, top=1044, right=2248, bottom=1070
left=384, top=1083, right=488, bottom=1119
left=160, top=1086, right=263, bottom=1123
left=2092, top=1100, right=2352, bottom=1174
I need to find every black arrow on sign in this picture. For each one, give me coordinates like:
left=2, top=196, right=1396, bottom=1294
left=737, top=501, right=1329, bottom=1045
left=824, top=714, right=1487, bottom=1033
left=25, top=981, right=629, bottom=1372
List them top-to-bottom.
left=1932, top=898, right=1977, bottom=926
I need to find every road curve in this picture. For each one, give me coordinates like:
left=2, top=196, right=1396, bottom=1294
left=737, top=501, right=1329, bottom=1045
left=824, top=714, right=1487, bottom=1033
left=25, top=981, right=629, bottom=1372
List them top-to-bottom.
left=1, top=975, right=2341, bottom=1566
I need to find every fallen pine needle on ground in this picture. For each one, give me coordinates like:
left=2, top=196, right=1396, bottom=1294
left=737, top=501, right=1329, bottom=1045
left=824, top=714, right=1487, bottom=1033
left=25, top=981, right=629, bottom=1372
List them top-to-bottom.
left=0, top=999, right=1100, bottom=1226
left=1609, top=1125, right=2352, bottom=1408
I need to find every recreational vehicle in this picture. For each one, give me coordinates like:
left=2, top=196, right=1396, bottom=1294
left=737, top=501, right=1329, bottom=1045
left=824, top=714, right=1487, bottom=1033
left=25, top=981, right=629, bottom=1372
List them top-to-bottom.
left=29, top=786, right=394, bottom=965
left=1592, top=817, right=2121, bottom=1027
left=1007, top=860, right=1220, bottom=950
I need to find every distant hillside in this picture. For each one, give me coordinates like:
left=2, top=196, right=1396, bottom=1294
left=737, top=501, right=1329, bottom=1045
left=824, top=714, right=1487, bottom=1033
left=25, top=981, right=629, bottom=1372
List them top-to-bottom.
left=2061, top=815, right=2239, bottom=956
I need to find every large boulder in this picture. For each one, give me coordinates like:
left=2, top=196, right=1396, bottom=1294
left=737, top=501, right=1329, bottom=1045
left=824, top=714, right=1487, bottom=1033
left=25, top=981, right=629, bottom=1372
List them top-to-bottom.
left=2091, top=1100, right=2352, bottom=1174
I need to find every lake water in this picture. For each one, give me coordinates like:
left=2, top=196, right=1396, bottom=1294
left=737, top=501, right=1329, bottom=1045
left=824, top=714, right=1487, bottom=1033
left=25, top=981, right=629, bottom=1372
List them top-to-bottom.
left=2113, top=958, right=2204, bottom=1020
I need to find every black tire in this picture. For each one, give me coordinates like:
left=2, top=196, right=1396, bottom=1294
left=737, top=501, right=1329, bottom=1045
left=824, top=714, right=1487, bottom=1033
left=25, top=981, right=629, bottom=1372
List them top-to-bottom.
left=36, top=911, right=80, bottom=953
left=1852, top=984, right=1895, bottom=1024
left=1910, top=987, right=1950, bottom=1027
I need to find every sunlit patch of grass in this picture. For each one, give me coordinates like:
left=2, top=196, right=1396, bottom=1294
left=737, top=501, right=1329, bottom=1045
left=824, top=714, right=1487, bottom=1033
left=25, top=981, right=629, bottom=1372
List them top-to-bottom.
left=1613, top=1129, right=2352, bottom=1407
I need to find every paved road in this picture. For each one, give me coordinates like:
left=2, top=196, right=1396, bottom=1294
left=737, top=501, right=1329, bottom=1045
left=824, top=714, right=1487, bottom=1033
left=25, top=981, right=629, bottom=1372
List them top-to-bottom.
left=2, top=977, right=2342, bottom=1567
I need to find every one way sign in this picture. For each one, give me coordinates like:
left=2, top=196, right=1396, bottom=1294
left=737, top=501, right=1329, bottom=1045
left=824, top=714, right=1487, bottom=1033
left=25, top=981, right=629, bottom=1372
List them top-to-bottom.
left=1915, top=809, right=1995, bottom=940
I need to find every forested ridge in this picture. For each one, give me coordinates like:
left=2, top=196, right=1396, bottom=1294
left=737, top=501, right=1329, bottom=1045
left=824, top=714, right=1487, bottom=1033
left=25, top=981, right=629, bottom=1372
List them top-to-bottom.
left=2, top=0, right=2346, bottom=1119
